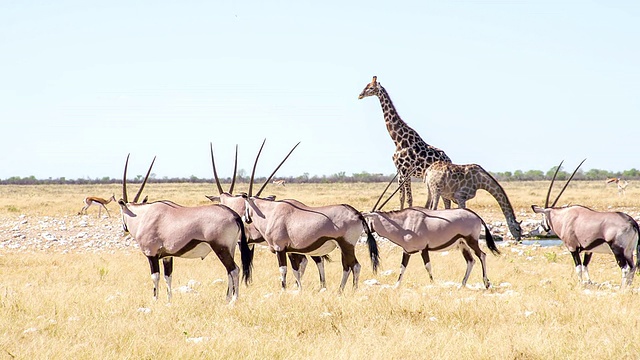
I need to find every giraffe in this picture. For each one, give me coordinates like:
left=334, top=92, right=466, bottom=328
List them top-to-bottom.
left=358, top=76, right=452, bottom=209
left=425, top=161, right=522, bottom=241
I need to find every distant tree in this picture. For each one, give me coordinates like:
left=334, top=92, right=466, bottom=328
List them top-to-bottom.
left=623, top=168, right=639, bottom=178
left=524, top=170, right=545, bottom=180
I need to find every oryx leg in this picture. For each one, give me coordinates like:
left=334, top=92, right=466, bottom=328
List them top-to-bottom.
left=465, top=238, right=491, bottom=288
left=338, top=243, right=360, bottom=292
left=212, top=246, right=240, bottom=302
left=459, top=246, right=475, bottom=288
left=611, top=246, right=635, bottom=289
left=420, top=249, right=434, bottom=282
left=276, top=251, right=288, bottom=290
left=570, top=251, right=588, bottom=284
left=395, top=252, right=411, bottom=288
left=581, top=252, right=593, bottom=284
left=288, top=254, right=307, bottom=289
left=288, top=254, right=326, bottom=290
left=147, top=255, right=161, bottom=300
left=311, top=256, right=327, bottom=291
left=162, top=257, right=174, bottom=302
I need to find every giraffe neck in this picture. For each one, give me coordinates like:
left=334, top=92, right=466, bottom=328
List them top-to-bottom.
left=376, top=86, right=423, bottom=149
left=476, top=171, right=517, bottom=224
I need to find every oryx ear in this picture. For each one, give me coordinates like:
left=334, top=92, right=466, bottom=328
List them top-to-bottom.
left=206, top=195, right=220, bottom=202
left=265, top=195, right=276, bottom=201
left=118, top=199, right=127, bottom=207
left=531, top=205, right=543, bottom=213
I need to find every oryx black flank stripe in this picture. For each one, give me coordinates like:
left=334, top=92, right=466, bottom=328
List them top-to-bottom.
left=427, top=235, right=464, bottom=251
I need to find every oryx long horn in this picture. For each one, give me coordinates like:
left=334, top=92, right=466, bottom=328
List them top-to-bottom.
left=248, top=139, right=267, bottom=197
left=255, top=142, right=301, bottom=197
left=210, top=143, right=224, bottom=195
left=229, top=145, right=238, bottom=194
left=122, top=154, right=130, bottom=203
left=133, top=156, right=156, bottom=203
left=550, top=158, right=586, bottom=208
left=545, top=160, right=564, bottom=208
left=377, top=168, right=416, bottom=211
left=371, top=172, right=399, bottom=212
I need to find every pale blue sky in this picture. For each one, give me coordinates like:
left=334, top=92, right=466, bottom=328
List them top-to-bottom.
left=1, top=1, right=638, bottom=180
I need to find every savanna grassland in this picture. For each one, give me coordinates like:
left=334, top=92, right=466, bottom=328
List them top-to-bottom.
left=0, top=181, right=639, bottom=359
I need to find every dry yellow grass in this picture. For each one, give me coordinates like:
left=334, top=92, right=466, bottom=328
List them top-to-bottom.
left=0, top=181, right=639, bottom=359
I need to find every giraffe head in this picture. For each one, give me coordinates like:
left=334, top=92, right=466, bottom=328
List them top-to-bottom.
left=358, top=76, right=382, bottom=99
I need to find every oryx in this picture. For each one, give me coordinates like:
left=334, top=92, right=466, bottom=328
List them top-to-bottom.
left=210, top=141, right=380, bottom=292
left=206, top=142, right=332, bottom=290
left=117, top=155, right=253, bottom=302
left=531, top=159, right=640, bottom=289
left=362, top=172, right=500, bottom=288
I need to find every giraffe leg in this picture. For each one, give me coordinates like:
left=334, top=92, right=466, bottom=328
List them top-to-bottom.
left=398, top=177, right=406, bottom=209
left=404, top=179, right=413, bottom=208
left=443, top=199, right=452, bottom=209
left=457, top=199, right=466, bottom=209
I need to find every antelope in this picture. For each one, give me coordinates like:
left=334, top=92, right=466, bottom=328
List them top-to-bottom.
left=211, top=140, right=380, bottom=292
left=207, top=143, right=330, bottom=290
left=118, top=155, right=253, bottom=302
left=531, top=160, right=640, bottom=289
left=362, top=173, right=500, bottom=288
left=606, top=177, right=629, bottom=196
left=272, top=179, right=286, bottom=187
left=78, top=194, right=116, bottom=217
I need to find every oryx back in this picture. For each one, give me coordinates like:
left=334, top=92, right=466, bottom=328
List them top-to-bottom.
left=548, top=206, right=636, bottom=254
left=363, top=207, right=498, bottom=288
left=368, top=208, right=482, bottom=253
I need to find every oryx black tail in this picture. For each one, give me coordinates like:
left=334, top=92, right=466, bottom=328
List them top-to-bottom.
left=236, top=216, right=253, bottom=285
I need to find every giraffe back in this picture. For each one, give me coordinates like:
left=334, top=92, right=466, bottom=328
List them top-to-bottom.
left=426, top=161, right=522, bottom=240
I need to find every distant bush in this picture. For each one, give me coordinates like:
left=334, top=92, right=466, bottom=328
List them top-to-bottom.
left=1, top=167, right=638, bottom=185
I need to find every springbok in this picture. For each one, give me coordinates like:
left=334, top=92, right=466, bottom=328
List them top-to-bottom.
left=211, top=141, right=380, bottom=292
left=207, top=143, right=331, bottom=290
left=118, top=155, right=253, bottom=302
left=531, top=160, right=640, bottom=289
left=362, top=174, right=500, bottom=288
left=606, top=177, right=629, bottom=196
left=272, top=179, right=286, bottom=187
left=78, top=194, right=116, bottom=217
